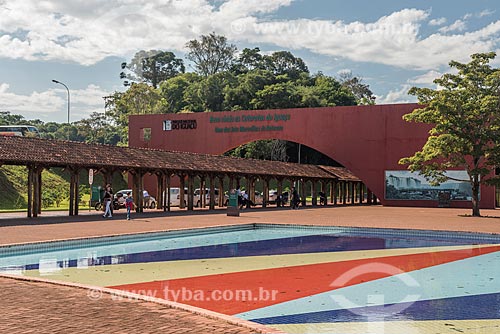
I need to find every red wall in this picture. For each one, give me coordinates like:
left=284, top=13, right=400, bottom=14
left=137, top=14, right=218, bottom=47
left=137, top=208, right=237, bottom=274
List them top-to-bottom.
left=129, top=104, right=495, bottom=209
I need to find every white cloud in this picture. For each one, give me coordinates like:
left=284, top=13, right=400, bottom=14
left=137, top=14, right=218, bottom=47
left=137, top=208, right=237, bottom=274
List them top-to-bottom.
left=218, top=0, right=292, bottom=17
left=0, top=1, right=499, bottom=73
left=464, top=9, right=495, bottom=20
left=478, top=9, right=495, bottom=18
left=463, top=13, right=473, bottom=20
left=429, top=17, right=447, bottom=26
left=439, top=19, right=467, bottom=33
left=408, top=70, right=442, bottom=85
left=0, top=83, right=109, bottom=122
left=377, top=84, right=415, bottom=104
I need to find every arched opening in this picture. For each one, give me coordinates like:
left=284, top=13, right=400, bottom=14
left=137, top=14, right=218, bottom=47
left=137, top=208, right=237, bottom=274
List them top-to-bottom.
left=222, top=139, right=369, bottom=207
left=224, top=139, right=344, bottom=167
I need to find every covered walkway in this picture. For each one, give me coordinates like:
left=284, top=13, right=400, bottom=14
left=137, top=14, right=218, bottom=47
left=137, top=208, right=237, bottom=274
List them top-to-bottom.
left=0, top=136, right=373, bottom=218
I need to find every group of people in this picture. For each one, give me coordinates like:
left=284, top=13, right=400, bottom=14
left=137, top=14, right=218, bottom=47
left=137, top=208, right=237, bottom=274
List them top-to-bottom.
left=102, top=184, right=136, bottom=220
left=235, top=186, right=303, bottom=209
left=236, top=187, right=255, bottom=209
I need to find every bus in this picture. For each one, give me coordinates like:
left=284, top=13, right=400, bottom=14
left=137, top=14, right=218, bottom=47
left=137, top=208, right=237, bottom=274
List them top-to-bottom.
left=0, top=125, right=40, bottom=137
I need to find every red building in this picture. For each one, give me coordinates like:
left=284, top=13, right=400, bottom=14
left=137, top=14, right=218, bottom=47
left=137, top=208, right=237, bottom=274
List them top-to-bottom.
left=129, top=103, right=495, bottom=209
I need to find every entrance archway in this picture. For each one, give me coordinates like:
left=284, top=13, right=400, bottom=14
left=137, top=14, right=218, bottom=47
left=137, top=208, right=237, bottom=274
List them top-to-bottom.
left=129, top=104, right=495, bottom=208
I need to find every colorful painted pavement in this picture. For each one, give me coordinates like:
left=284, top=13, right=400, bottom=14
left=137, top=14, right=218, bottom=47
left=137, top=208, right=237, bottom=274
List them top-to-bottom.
left=2, top=225, right=500, bottom=334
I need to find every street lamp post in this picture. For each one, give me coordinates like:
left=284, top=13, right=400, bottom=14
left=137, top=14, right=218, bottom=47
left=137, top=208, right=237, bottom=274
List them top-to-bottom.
left=52, top=79, right=70, bottom=139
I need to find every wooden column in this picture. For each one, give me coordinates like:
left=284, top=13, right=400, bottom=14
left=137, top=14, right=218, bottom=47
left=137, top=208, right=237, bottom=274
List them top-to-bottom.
left=27, top=165, right=34, bottom=218
left=32, top=166, right=41, bottom=217
left=73, top=168, right=80, bottom=216
left=37, top=169, right=42, bottom=214
left=69, top=169, right=75, bottom=216
left=131, top=169, right=145, bottom=213
left=156, top=172, right=163, bottom=210
left=165, top=172, right=171, bottom=212
left=179, top=174, right=186, bottom=209
left=187, top=174, right=194, bottom=211
left=208, top=174, right=215, bottom=210
left=200, top=176, right=206, bottom=208
left=218, top=176, right=225, bottom=206
left=229, top=176, right=235, bottom=192
left=248, top=177, right=255, bottom=204
left=262, top=178, right=269, bottom=208
left=277, top=178, right=283, bottom=207
left=300, top=180, right=306, bottom=207
left=311, top=181, right=317, bottom=206
left=333, top=181, right=338, bottom=206
left=342, top=181, right=347, bottom=205
left=350, top=181, right=355, bottom=205
left=358, top=182, right=363, bottom=204
left=367, top=188, right=373, bottom=205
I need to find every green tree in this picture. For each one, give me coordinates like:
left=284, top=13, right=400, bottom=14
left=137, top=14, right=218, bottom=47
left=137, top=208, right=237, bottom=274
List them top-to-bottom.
left=186, top=33, right=237, bottom=76
left=231, top=47, right=266, bottom=74
left=120, top=50, right=185, bottom=88
left=264, top=51, right=309, bottom=80
left=399, top=52, right=500, bottom=217
left=223, top=69, right=275, bottom=110
left=338, top=71, right=375, bottom=105
left=183, top=72, right=236, bottom=112
left=159, top=73, right=200, bottom=113
left=314, top=74, right=356, bottom=106
left=251, top=82, right=301, bottom=109
left=108, top=83, right=166, bottom=126
left=0, top=111, right=26, bottom=125
left=75, top=112, right=123, bottom=145
left=226, top=140, right=288, bottom=161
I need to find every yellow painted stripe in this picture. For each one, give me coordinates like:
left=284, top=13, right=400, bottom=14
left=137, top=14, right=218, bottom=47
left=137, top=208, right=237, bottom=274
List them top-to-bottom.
left=22, top=244, right=495, bottom=287
left=272, top=319, right=500, bottom=334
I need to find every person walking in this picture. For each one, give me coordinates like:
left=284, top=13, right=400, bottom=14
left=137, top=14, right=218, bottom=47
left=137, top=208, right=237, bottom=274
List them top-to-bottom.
left=102, top=184, right=113, bottom=218
left=291, top=187, right=300, bottom=210
left=125, top=191, right=136, bottom=220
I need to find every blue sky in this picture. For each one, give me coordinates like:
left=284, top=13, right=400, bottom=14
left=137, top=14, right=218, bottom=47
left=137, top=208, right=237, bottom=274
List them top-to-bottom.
left=0, top=0, right=499, bottom=123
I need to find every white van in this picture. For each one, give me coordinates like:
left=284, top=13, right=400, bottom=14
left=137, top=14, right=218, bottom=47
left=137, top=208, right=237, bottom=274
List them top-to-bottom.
left=166, top=187, right=187, bottom=207
left=194, top=188, right=220, bottom=207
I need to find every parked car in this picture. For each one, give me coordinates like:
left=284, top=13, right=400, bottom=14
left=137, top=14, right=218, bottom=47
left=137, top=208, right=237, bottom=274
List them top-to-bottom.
left=164, top=187, right=187, bottom=207
left=194, top=188, right=220, bottom=207
left=114, top=189, right=156, bottom=209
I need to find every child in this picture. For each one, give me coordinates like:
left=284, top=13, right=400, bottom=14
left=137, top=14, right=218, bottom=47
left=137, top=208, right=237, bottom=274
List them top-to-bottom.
left=125, top=192, right=136, bottom=220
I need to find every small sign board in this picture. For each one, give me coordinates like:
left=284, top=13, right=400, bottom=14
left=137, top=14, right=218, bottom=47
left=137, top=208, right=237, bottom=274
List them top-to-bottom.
left=88, top=169, right=94, bottom=185
left=91, top=186, right=102, bottom=202
left=227, top=189, right=239, bottom=217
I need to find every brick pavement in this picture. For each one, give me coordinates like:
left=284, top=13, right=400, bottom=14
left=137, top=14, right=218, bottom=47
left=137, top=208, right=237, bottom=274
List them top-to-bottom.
left=1, top=205, right=500, bottom=334
left=0, top=274, right=281, bottom=334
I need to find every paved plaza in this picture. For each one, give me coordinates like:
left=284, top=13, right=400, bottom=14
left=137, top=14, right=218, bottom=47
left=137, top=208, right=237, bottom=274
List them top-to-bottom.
left=1, top=205, right=500, bottom=333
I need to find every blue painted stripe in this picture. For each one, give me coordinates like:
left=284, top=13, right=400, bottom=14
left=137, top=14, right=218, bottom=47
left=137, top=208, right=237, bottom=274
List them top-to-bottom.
left=0, top=228, right=331, bottom=268
left=19, top=234, right=389, bottom=270
left=251, top=292, right=500, bottom=324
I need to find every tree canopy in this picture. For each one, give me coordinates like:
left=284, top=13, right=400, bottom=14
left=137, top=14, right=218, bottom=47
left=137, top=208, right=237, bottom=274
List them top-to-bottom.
left=185, top=33, right=237, bottom=76
left=120, top=50, right=185, bottom=88
left=399, top=52, right=500, bottom=217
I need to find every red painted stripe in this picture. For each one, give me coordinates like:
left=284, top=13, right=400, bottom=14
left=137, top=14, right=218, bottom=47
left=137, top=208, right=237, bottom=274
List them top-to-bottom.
left=110, top=245, right=500, bottom=315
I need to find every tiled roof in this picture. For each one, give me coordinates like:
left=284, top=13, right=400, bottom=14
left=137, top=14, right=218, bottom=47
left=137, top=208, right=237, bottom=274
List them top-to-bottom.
left=0, top=136, right=359, bottom=181
left=318, top=166, right=360, bottom=181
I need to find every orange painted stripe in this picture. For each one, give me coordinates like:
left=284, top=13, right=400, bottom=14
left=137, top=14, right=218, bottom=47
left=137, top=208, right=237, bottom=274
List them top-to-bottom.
left=110, top=245, right=500, bottom=315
